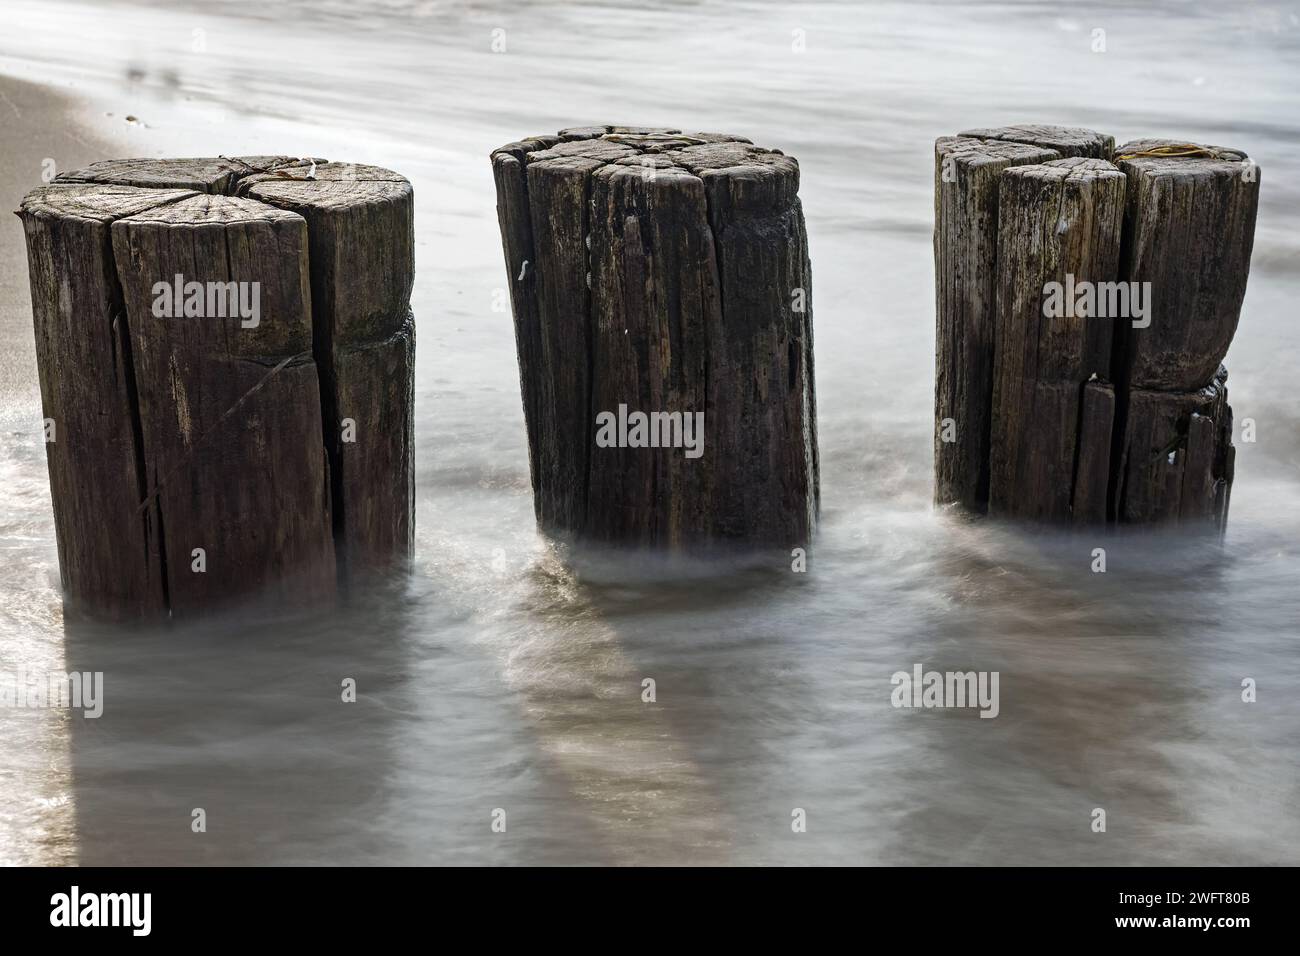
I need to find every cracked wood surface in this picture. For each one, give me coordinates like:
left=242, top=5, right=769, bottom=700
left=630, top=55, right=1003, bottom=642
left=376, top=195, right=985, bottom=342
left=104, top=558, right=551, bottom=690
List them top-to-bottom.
left=958, top=124, right=1115, bottom=159
left=933, top=125, right=1249, bottom=528
left=491, top=127, right=817, bottom=547
left=933, top=135, right=1061, bottom=511
left=1114, top=138, right=1259, bottom=391
left=55, top=155, right=301, bottom=193
left=18, top=156, right=414, bottom=616
left=988, top=157, right=1125, bottom=523
left=238, top=163, right=416, bottom=575
left=18, top=183, right=195, bottom=618
left=111, top=194, right=335, bottom=613
left=1115, top=368, right=1234, bottom=526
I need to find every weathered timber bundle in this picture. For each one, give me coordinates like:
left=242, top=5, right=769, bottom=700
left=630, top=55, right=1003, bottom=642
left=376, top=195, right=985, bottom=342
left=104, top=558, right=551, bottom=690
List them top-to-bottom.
left=933, top=125, right=1258, bottom=529
left=491, top=126, right=818, bottom=548
left=18, top=156, right=414, bottom=618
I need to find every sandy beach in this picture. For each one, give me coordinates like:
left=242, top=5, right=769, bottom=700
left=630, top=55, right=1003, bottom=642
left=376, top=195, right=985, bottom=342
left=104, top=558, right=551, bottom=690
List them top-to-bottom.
left=0, top=78, right=118, bottom=417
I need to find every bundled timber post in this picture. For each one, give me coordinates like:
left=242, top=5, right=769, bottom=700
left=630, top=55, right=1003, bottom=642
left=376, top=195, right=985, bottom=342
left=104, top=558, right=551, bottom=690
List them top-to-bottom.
left=933, top=125, right=1258, bottom=529
left=491, top=127, right=818, bottom=548
left=18, top=156, right=415, bottom=618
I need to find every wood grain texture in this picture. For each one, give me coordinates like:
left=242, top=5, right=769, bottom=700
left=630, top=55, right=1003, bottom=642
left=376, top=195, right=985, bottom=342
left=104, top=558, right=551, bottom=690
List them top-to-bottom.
left=959, top=125, right=1115, bottom=159
left=934, top=127, right=1252, bottom=528
left=492, top=129, right=817, bottom=547
left=933, top=136, right=1060, bottom=511
left=491, top=139, right=557, bottom=509
left=1114, top=139, right=1260, bottom=391
left=672, top=140, right=817, bottom=544
left=56, top=155, right=300, bottom=193
left=21, top=156, right=416, bottom=616
left=988, top=158, right=1125, bottom=521
left=239, top=162, right=416, bottom=575
left=16, top=184, right=196, bottom=618
left=110, top=195, right=335, bottom=614
left=1114, top=367, right=1234, bottom=527
left=1072, top=381, right=1115, bottom=524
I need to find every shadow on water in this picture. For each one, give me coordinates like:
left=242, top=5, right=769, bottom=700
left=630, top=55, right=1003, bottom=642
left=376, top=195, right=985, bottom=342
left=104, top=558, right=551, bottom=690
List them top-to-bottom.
left=884, top=518, right=1272, bottom=865
left=494, top=542, right=825, bottom=865
left=62, top=576, right=419, bottom=865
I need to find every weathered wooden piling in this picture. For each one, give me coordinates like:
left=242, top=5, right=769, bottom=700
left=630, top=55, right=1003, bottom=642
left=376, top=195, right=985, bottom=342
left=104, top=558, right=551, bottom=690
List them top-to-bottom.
left=933, top=125, right=1257, bottom=529
left=491, top=127, right=818, bottom=548
left=18, top=157, right=415, bottom=617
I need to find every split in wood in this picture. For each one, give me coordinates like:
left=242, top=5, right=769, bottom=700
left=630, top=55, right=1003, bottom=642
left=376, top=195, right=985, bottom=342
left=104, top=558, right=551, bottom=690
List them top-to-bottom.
left=934, top=125, right=1257, bottom=530
left=492, top=126, right=818, bottom=548
left=18, top=156, right=414, bottom=618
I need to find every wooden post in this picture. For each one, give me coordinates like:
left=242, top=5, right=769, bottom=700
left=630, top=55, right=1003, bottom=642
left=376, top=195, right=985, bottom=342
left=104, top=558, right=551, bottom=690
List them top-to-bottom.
left=491, top=127, right=817, bottom=547
left=934, top=128, right=1256, bottom=529
left=933, top=135, right=1060, bottom=511
left=18, top=157, right=415, bottom=617
left=988, top=157, right=1125, bottom=522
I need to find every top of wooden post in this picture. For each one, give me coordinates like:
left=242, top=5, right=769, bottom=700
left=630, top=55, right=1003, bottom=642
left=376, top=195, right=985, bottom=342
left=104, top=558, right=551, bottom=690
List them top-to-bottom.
left=958, top=124, right=1114, bottom=159
left=494, top=127, right=803, bottom=233
left=54, top=156, right=301, bottom=193
left=18, top=182, right=198, bottom=222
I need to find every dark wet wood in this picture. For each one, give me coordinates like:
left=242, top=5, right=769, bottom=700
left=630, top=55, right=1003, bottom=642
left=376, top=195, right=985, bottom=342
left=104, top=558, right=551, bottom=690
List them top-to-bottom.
left=934, top=128, right=1253, bottom=529
left=491, top=129, right=817, bottom=547
left=933, top=136, right=1060, bottom=511
left=1114, top=139, right=1260, bottom=391
left=19, top=156, right=415, bottom=616
left=988, top=158, right=1125, bottom=522
left=238, top=162, right=416, bottom=576
left=17, top=184, right=195, bottom=618
left=110, top=194, right=335, bottom=614
left=1114, top=367, right=1234, bottom=526
left=1072, top=381, right=1115, bottom=524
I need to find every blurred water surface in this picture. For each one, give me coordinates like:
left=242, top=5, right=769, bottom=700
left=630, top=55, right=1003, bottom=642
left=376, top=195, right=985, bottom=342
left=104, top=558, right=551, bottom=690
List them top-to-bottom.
left=0, top=0, right=1297, bottom=864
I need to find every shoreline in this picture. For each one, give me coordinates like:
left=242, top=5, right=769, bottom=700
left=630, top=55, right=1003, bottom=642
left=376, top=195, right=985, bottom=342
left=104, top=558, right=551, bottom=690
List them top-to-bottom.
left=0, top=75, right=123, bottom=423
